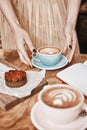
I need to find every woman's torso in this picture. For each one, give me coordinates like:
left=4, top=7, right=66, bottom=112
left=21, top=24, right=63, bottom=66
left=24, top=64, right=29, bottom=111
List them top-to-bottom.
left=0, top=0, right=67, bottom=50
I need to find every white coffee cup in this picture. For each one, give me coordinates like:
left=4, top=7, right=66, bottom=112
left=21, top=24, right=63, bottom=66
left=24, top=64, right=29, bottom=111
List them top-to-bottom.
left=38, top=84, right=87, bottom=124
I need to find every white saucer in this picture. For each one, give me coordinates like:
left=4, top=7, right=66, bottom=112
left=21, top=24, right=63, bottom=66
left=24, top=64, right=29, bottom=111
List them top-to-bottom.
left=32, top=55, right=68, bottom=70
left=30, top=102, right=87, bottom=130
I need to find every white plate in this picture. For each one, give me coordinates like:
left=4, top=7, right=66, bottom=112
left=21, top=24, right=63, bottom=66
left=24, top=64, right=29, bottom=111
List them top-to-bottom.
left=32, top=55, right=68, bottom=70
left=56, top=63, right=87, bottom=96
left=30, top=102, right=87, bottom=130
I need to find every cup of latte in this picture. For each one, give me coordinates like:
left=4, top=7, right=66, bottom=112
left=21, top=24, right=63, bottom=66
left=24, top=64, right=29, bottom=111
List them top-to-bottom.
left=33, top=47, right=62, bottom=66
left=38, top=84, right=87, bottom=124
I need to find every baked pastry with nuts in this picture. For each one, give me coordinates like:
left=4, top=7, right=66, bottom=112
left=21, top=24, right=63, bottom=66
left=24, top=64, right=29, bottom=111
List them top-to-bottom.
left=5, top=70, right=27, bottom=88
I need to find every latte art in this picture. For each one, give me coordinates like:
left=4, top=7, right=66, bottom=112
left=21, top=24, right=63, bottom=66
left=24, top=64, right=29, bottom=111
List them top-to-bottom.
left=38, top=47, right=60, bottom=55
left=42, top=87, right=80, bottom=108
left=49, top=89, right=76, bottom=106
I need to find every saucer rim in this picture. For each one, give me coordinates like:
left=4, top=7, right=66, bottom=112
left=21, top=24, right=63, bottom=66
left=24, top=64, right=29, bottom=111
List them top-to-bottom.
left=32, top=55, right=68, bottom=70
left=30, top=102, right=87, bottom=130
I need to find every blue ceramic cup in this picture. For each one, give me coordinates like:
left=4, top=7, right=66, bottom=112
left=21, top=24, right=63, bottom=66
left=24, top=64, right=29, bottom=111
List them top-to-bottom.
left=32, top=47, right=62, bottom=66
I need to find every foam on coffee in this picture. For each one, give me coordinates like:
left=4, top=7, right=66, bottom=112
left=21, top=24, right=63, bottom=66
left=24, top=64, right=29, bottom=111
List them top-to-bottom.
left=38, top=47, right=60, bottom=55
left=42, top=87, right=81, bottom=108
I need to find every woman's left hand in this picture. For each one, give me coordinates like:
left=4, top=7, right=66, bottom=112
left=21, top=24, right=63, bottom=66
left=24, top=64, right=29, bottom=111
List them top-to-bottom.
left=63, top=24, right=77, bottom=63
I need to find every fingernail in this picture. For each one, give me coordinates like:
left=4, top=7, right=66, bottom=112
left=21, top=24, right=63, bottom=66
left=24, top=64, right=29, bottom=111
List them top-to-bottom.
left=69, top=45, right=72, bottom=49
left=33, top=49, right=37, bottom=53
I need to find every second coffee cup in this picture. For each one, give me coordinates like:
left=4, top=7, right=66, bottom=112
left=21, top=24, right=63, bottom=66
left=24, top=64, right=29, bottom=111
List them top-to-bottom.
left=38, top=84, right=87, bottom=124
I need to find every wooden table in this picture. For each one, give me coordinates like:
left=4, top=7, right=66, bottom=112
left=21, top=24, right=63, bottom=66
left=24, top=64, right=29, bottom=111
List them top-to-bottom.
left=0, top=50, right=87, bottom=130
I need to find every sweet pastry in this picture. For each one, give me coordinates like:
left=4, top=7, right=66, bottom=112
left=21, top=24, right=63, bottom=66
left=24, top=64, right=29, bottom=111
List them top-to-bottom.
left=5, top=70, right=27, bottom=88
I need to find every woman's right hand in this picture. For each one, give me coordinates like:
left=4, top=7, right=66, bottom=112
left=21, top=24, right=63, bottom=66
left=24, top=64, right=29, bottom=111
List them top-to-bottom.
left=0, top=0, right=35, bottom=67
left=12, top=25, right=35, bottom=67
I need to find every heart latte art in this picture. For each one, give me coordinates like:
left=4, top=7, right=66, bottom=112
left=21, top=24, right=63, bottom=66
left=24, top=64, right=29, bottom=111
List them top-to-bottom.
left=42, top=87, right=80, bottom=108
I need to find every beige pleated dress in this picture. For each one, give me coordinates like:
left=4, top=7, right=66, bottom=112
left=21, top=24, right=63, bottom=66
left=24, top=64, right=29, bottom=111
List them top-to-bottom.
left=0, top=0, right=79, bottom=54
left=0, top=0, right=67, bottom=50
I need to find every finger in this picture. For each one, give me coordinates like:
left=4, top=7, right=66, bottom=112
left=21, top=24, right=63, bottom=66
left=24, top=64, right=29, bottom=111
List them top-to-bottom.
left=24, top=33, right=34, bottom=51
left=64, top=33, right=72, bottom=56
left=65, top=33, right=73, bottom=52
left=67, top=33, right=77, bottom=63
left=62, top=37, right=68, bottom=55
left=66, top=42, right=75, bottom=62
left=62, top=43, right=68, bottom=54
left=68, top=43, right=76, bottom=63
left=18, top=48, right=32, bottom=67
left=18, top=50, right=28, bottom=65
left=21, top=50, right=33, bottom=67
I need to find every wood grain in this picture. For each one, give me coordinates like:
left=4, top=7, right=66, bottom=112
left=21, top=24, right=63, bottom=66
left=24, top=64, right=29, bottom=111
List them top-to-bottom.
left=0, top=79, right=47, bottom=110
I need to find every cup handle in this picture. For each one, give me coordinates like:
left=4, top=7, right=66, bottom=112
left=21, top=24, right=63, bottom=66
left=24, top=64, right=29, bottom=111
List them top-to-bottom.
left=32, top=49, right=41, bottom=63
left=79, top=103, right=87, bottom=117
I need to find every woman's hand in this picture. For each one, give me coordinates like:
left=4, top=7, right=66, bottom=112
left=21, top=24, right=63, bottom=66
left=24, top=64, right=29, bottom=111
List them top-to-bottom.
left=0, top=0, right=35, bottom=67
left=63, top=0, right=81, bottom=63
left=63, top=24, right=77, bottom=63
left=12, top=26, right=35, bottom=67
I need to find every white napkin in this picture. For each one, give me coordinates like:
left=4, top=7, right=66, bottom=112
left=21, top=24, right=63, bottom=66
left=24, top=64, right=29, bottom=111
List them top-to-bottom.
left=57, top=61, right=87, bottom=96
left=0, top=63, right=46, bottom=98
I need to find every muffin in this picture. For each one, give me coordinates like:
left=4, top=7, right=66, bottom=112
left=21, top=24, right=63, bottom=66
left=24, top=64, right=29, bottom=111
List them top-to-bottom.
left=5, top=70, right=27, bottom=88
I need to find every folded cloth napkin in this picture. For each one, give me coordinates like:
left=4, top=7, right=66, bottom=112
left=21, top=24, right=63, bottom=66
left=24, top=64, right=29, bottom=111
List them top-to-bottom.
left=57, top=61, right=87, bottom=96
left=0, top=63, right=46, bottom=98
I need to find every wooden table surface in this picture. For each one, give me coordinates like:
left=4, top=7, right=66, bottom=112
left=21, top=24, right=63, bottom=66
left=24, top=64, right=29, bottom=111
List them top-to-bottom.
left=0, top=50, right=87, bottom=130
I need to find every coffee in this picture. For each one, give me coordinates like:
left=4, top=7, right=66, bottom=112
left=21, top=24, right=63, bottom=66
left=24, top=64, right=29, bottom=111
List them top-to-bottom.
left=34, top=46, right=62, bottom=66
left=38, top=47, right=60, bottom=55
left=38, top=84, right=85, bottom=124
left=41, top=87, right=81, bottom=108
